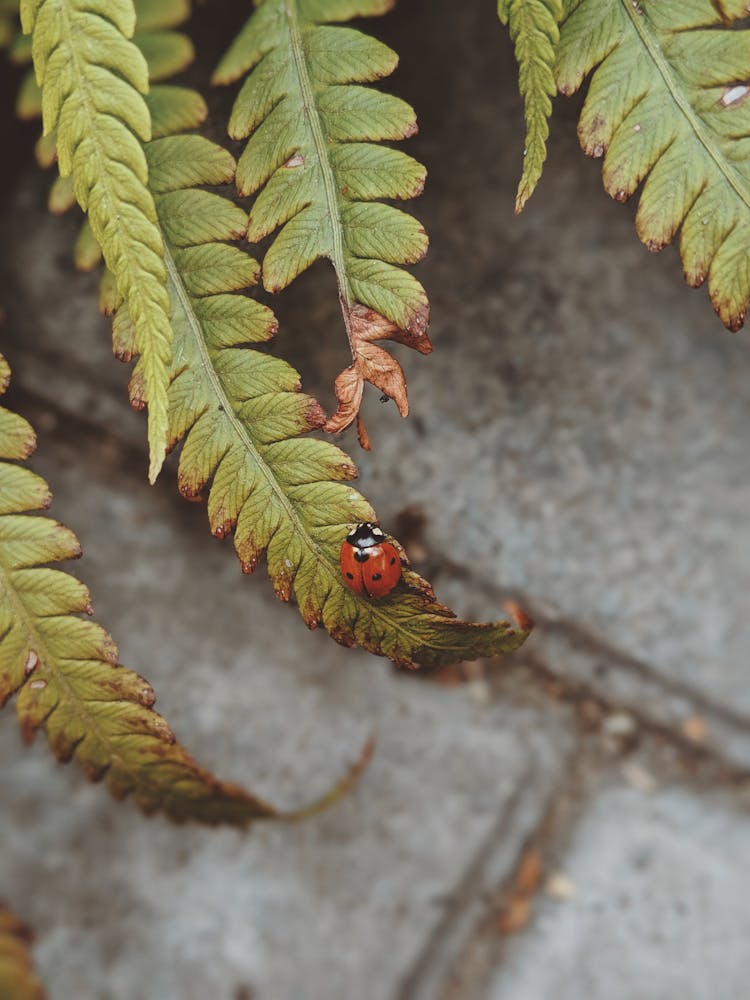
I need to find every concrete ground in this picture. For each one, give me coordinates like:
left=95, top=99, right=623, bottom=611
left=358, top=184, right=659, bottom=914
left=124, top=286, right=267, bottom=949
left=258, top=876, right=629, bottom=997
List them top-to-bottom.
left=2, top=1, right=750, bottom=998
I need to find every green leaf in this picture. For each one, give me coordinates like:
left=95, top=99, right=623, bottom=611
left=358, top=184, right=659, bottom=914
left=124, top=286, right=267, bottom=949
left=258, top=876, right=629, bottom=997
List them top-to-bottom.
left=21, top=0, right=173, bottom=480
left=133, top=0, right=190, bottom=32
left=214, top=0, right=431, bottom=440
left=499, top=0, right=562, bottom=212
left=556, top=0, right=750, bottom=331
left=8, top=26, right=30, bottom=62
left=134, top=29, right=194, bottom=81
left=15, top=67, right=41, bottom=119
left=146, top=84, right=207, bottom=139
left=34, top=130, right=56, bottom=168
left=115, top=134, right=531, bottom=669
left=47, top=172, right=74, bottom=215
left=74, top=217, right=102, bottom=271
left=0, top=352, right=368, bottom=821
left=0, top=905, right=44, bottom=1000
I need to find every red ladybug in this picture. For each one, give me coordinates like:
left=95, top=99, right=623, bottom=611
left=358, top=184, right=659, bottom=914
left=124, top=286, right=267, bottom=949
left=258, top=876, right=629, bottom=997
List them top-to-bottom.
left=340, top=523, right=402, bottom=599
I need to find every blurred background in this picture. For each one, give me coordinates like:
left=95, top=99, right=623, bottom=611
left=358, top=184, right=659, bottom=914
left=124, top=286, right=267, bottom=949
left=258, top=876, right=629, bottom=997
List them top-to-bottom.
left=2, top=1, right=750, bottom=998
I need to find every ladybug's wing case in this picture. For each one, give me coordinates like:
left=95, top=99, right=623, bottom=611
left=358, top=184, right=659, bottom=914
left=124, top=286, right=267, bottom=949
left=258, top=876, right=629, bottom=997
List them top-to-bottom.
left=340, top=541, right=366, bottom=596
left=361, top=543, right=402, bottom=599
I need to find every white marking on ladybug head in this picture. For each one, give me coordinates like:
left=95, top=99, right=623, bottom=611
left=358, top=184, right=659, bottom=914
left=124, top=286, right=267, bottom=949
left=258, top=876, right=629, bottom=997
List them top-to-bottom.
left=347, top=523, right=381, bottom=550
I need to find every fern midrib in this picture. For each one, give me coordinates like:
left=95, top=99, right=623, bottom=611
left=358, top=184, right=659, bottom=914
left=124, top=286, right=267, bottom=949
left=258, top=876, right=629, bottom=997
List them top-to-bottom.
left=57, top=0, right=170, bottom=472
left=622, top=0, right=750, bottom=213
left=282, top=1, right=360, bottom=354
left=162, top=246, right=467, bottom=649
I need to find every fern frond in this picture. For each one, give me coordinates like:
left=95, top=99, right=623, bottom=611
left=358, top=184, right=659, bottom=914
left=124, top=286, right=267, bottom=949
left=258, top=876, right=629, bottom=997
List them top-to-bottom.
left=21, top=0, right=172, bottom=480
left=214, top=0, right=430, bottom=442
left=499, top=0, right=562, bottom=212
left=557, top=0, right=750, bottom=331
left=111, top=134, right=531, bottom=668
left=0, top=354, right=303, bottom=823
left=0, top=905, right=44, bottom=1000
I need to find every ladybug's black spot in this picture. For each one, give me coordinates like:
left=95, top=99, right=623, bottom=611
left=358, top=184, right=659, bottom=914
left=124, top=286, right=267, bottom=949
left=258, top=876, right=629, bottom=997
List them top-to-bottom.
left=390, top=557, right=396, bottom=565
left=346, top=572, right=354, bottom=580
left=372, top=573, right=382, bottom=581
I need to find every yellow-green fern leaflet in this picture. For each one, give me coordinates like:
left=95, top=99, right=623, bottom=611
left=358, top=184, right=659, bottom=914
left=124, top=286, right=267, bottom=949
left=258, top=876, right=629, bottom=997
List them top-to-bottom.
left=20, top=0, right=173, bottom=480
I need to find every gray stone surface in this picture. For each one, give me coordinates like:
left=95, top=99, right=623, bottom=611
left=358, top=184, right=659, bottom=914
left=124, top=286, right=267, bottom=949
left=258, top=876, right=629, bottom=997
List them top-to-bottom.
left=0, top=444, right=572, bottom=1000
left=488, top=782, right=750, bottom=1000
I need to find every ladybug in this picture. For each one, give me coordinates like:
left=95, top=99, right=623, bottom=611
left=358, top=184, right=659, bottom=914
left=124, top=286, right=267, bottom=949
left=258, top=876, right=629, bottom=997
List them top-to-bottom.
left=340, top=522, right=402, bottom=599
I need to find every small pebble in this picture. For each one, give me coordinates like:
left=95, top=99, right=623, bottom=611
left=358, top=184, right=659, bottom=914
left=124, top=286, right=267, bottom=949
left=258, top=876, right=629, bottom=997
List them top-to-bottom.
left=465, top=679, right=491, bottom=707
left=602, top=711, right=638, bottom=752
left=603, top=712, right=637, bottom=738
left=681, top=715, right=708, bottom=745
left=621, top=760, right=658, bottom=794
left=546, top=872, right=576, bottom=901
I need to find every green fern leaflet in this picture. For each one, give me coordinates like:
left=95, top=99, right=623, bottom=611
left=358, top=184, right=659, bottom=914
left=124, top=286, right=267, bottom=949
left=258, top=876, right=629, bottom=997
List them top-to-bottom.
left=21, top=0, right=172, bottom=480
left=214, top=0, right=430, bottom=439
left=499, top=0, right=562, bottom=212
left=557, top=0, right=750, bottom=331
left=107, top=134, right=531, bottom=669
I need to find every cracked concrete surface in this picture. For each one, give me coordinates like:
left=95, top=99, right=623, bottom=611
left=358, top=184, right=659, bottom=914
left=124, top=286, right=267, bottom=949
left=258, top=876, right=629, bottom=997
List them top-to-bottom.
left=2, top=1, right=750, bottom=998
left=488, top=784, right=750, bottom=1000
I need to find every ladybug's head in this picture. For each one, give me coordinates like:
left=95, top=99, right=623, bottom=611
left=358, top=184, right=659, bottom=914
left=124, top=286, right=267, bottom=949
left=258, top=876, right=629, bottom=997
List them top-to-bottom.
left=346, top=522, right=385, bottom=550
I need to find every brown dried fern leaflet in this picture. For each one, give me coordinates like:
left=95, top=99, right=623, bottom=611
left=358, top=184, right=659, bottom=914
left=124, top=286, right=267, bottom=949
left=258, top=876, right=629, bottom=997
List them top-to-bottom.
left=325, top=302, right=431, bottom=447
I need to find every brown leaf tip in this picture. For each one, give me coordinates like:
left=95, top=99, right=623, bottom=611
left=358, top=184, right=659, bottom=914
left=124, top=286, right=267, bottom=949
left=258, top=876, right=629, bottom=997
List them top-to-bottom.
left=325, top=301, right=434, bottom=439
left=306, top=398, right=327, bottom=429
left=504, top=600, right=534, bottom=634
